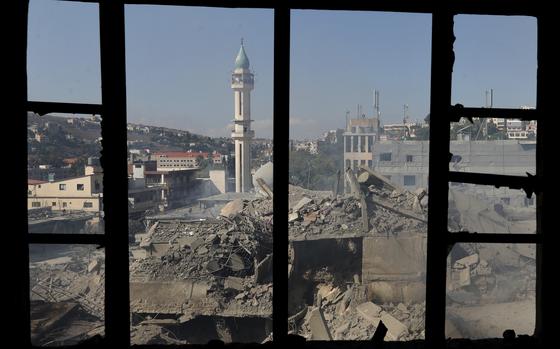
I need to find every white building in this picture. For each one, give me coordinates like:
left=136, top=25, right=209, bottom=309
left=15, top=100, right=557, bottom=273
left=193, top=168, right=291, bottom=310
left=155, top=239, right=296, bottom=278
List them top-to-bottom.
left=231, top=40, right=254, bottom=193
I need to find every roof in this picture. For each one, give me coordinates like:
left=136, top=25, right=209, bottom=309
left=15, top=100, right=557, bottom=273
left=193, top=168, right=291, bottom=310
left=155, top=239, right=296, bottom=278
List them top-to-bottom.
left=234, top=42, right=250, bottom=69
left=153, top=151, right=221, bottom=158
left=28, top=174, right=96, bottom=185
left=28, top=179, right=47, bottom=185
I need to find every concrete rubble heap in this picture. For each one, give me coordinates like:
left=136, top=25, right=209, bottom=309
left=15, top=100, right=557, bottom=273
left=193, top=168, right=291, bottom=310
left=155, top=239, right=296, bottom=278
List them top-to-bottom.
left=288, top=167, right=536, bottom=340
left=129, top=197, right=273, bottom=344
left=29, top=246, right=105, bottom=345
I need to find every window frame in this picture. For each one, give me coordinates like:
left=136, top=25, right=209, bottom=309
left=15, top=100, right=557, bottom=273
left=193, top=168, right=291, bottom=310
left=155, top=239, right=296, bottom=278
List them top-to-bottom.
left=13, top=0, right=553, bottom=348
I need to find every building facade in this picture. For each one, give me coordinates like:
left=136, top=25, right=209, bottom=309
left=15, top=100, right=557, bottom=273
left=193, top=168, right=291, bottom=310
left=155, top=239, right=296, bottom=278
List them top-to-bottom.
left=343, top=117, right=379, bottom=172
left=152, top=151, right=222, bottom=171
left=27, top=168, right=103, bottom=212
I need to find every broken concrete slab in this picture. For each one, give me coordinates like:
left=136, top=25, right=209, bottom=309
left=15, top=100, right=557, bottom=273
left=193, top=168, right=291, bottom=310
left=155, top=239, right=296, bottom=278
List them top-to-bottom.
left=220, top=199, right=245, bottom=218
left=288, top=212, right=299, bottom=222
left=131, top=248, right=147, bottom=260
left=454, top=253, right=479, bottom=269
left=87, top=259, right=100, bottom=274
left=458, top=267, right=471, bottom=287
left=224, top=276, right=244, bottom=291
left=356, top=302, right=382, bottom=325
left=308, top=307, right=333, bottom=340
left=380, top=311, right=408, bottom=340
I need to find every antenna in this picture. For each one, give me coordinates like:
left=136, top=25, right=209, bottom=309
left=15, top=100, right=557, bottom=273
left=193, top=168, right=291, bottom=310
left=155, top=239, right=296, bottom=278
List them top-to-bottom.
left=490, top=89, right=494, bottom=108
left=374, top=90, right=380, bottom=118
left=403, top=104, right=409, bottom=123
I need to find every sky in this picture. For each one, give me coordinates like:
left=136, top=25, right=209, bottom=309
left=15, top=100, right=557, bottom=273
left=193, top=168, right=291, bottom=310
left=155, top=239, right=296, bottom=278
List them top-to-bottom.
left=27, top=0, right=537, bottom=140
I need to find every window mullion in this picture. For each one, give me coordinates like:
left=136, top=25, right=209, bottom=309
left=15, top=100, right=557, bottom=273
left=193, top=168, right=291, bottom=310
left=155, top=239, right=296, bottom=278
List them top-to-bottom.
left=99, top=0, right=130, bottom=346
left=273, top=5, right=290, bottom=343
left=425, top=8, right=454, bottom=347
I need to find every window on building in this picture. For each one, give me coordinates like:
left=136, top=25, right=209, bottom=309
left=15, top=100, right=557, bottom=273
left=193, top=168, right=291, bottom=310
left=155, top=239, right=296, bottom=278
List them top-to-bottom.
left=380, top=152, right=392, bottom=161
left=406, top=155, right=414, bottom=162
left=368, top=160, right=372, bottom=168
left=404, top=175, right=416, bottom=186
left=59, top=184, right=66, bottom=191
left=77, top=184, right=84, bottom=191
left=28, top=190, right=32, bottom=195
left=32, top=202, right=40, bottom=208
left=52, top=202, right=56, bottom=207
left=62, top=202, right=67, bottom=208
left=83, top=202, right=93, bottom=208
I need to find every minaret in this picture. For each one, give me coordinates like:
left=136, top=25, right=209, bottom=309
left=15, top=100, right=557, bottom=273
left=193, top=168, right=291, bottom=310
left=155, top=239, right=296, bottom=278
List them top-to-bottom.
left=231, top=39, right=254, bottom=193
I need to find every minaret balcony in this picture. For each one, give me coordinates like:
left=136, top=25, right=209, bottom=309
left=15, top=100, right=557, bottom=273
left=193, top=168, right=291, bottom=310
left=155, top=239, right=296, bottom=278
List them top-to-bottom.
left=231, top=130, right=255, bottom=139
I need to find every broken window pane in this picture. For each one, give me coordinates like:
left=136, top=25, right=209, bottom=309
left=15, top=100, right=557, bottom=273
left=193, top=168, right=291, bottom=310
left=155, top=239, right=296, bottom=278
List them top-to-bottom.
left=27, top=0, right=101, bottom=104
left=125, top=5, right=273, bottom=344
left=289, top=10, right=431, bottom=341
left=452, top=15, right=537, bottom=108
left=28, top=112, right=104, bottom=234
left=449, top=119, right=536, bottom=176
left=448, top=183, right=536, bottom=234
left=446, top=243, right=536, bottom=339
left=30, top=244, right=105, bottom=346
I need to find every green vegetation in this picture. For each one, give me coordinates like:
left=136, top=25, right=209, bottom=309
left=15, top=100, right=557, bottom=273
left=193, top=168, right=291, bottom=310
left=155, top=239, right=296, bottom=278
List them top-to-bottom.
left=289, top=143, right=343, bottom=191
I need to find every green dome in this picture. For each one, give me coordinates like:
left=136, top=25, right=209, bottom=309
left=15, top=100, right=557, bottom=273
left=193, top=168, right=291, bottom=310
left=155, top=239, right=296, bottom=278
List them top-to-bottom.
left=235, top=43, right=250, bottom=69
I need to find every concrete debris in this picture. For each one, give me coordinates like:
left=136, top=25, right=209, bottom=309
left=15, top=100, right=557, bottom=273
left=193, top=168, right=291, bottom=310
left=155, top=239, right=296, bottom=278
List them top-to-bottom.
left=288, top=167, right=536, bottom=341
left=289, top=171, right=427, bottom=241
left=128, top=196, right=273, bottom=343
left=292, top=197, right=313, bottom=213
left=219, top=198, right=244, bottom=218
left=454, top=253, right=479, bottom=268
left=224, top=276, right=244, bottom=291
left=356, top=302, right=382, bottom=324
left=308, top=307, right=333, bottom=340
left=380, top=311, right=408, bottom=340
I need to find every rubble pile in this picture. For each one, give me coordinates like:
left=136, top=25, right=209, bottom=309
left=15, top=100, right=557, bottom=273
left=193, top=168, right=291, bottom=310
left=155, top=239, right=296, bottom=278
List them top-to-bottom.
left=288, top=168, right=536, bottom=340
left=288, top=169, right=429, bottom=341
left=288, top=173, right=428, bottom=240
left=129, top=197, right=273, bottom=344
left=446, top=243, right=536, bottom=337
left=29, top=246, right=105, bottom=345
left=29, top=249, right=105, bottom=320
left=291, top=283, right=425, bottom=341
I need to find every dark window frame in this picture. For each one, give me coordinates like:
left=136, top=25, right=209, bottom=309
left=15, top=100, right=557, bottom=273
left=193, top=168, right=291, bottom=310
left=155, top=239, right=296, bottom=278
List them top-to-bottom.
left=13, top=0, right=553, bottom=348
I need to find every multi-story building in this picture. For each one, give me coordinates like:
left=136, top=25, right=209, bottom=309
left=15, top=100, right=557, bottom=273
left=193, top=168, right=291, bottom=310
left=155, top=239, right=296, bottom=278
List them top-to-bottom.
left=343, top=117, right=379, bottom=172
left=506, top=119, right=528, bottom=139
left=370, top=140, right=536, bottom=207
left=152, top=151, right=223, bottom=171
left=27, top=165, right=103, bottom=212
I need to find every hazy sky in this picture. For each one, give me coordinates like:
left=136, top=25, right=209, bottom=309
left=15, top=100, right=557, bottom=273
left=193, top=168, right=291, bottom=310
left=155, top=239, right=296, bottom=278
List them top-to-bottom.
left=27, top=0, right=537, bottom=140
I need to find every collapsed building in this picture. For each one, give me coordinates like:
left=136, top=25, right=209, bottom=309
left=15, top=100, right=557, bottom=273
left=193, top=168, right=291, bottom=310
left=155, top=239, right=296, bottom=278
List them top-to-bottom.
left=27, top=166, right=536, bottom=345
left=288, top=167, right=536, bottom=340
left=128, top=197, right=273, bottom=344
left=29, top=245, right=105, bottom=346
